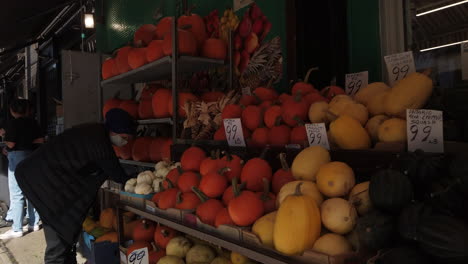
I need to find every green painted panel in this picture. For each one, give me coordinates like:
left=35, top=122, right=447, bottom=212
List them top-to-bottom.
left=347, top=0, right=382, bottom=82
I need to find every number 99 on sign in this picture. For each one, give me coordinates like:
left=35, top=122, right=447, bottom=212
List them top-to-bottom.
left=223, top=118, right=246, bottom=147
left=128, top=249, right=147, bottom=264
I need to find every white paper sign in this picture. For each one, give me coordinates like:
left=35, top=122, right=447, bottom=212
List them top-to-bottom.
left=234, top=0, right=254, bottom=11
left=462, top=42, right=468, bottom=80
left=384, top=51, right=416, bottom=86
left=345, top=71, right=368, bottom=96
left=242, top=86, right=252, bottom=96
left=406, top=109, right=444, bottom=153
left=223, top=118, right=246, bottom=147
left=305, top=123, right=330, bottom=150
left=127, top=247, right=149, bottom=264
left=120, top=251, right=128, bottom=264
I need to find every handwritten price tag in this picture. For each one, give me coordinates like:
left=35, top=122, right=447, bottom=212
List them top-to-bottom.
left=234, top=0, right=254, bottom=11
left=462, top=42, right=468, bottom=80
left=384, top=51, right=416, bottom=86
left=345, top=71, right=368, bottom=96
left=406, top=109, right=444, bottom=153
left=223, top=119, right=246, bottom=147
left=305, top=123, right=330, bottom=150
left=127, top=247, right=148, bottom=264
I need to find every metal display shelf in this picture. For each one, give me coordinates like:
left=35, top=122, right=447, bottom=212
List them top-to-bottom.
left=101, top=56, right=224, bottom=86
left=137, top=118, right=173, bottom=125
left=119, top=159, right=155, bottom=168
left=121, top=205, right=304, bottom=264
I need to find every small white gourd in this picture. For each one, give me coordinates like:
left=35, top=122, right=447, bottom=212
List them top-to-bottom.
left=155, top=160, right=171, bottom=171
left=155, top=166, right=170, bottom=178
left=137, top=171, right=155, bottom=185
left=124, top=178, right=137, bottom=193
left=152, top=178, right=165, bottom=193
left=134, top=183, right=153, bottom=195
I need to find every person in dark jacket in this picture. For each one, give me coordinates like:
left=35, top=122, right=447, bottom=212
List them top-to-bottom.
left=14, top=108, right=136, bottom=264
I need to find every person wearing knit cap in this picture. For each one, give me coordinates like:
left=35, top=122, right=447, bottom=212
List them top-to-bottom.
left=10, top=108, right=136, bottom=264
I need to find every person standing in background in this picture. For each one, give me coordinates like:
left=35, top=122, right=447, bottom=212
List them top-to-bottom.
left=0, top=99, right=43, bottom=239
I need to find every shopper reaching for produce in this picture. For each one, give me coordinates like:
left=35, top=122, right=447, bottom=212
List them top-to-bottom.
left=14, top=108, right=136, bottom=264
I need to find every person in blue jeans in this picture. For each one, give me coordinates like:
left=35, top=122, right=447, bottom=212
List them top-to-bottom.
left=0, top=99, right=43, bottom=239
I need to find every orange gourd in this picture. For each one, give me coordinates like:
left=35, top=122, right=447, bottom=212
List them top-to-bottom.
left=178, top=14, right=207, bottom=48
left=155, top=17, right=173, bottom=39
left=134, top=24, right=157, bottom=46
left=162, top=29, right=197, bottom=56
left=202, top=38, right=227, bottom=60
left=146, top=40, right=164, bottom=62
left=116, top=46, right=132, bottom=74
left=128, top=48, right=148, bottom=70
left=102, top=58, right=116, bottom=80
left=291, top=68, right=319, bottom=95
left=139, top=85, right=159, bottom=120
left=321, top=86, right=346, bottom=101
left=253, top=87, right=278, bottom=102
left=152, top=89, right=172, bottom=118
left=201, top=91, right=224, bottom=102
left=167, top=92, right=199, bottom=118
left=304, top=92, right=327, bottom=107
left=278, top=93, right=292, bottom=104
left=240, top=94, right=258, bottom=106
left=282, top=94, right=308, bottom=127
left=102, top=98, right=122, bottom=118
left=119, top=100, right=139, bottom=119
left=259, top=100, right=273, bottom=110
left=221, top=104, right=242, bottom=119
left=241, top=105, right=262, bottom=131
left=264, top=105, right=282, bottom=129
left=268, top=125, right=291, bottom=146
left=290, top=125, right=308, bottom=147
left=251, top=127, right=269, bottom=147
left=132, top=137, right=152, bottom=162
left=149, top=137, right=165, bottom=162
left=161, top=138, right=173, bottom=162
left=118, top=139, right=134, bottom=160
left=181, top=146, right=206, bottom=171
left=199, top=150, right=225, bottom=176
left=221, top=152, right=243, bottom=181
left=272, top=153, right=295, bottom=194
left=240, top=156, right=273, bottom=192
left=163, top=167, right=182, bottom=190
left=199, top=168, right=229, bottom=198
left=177, top=171, right=201, bottom=193
left=228, top=178, right=265, bottom=226
left=256, top=179, right=276, bottom=214
left=222, top=180, right=245, bottom=206
left=193, top=187, right=225, bottom=226
left=158, top=188, right=180, bottom=210
left=151, top=191, right=164, bottom=205
left=175, top=191, right=201, bottom=210
left=99, top=208, right=115, bottom=229
left=215, top=208, right=234, bottom=227
left=132, top=219, right=156, bottom=242
left=154, top=225, right=178, bottom=249
left=96, top=232, right=118, bottom=243
left=127, top=241, right=152, bottom=257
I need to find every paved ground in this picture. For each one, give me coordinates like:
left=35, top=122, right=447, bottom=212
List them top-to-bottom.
left=0, top=227, right=87, bottom=264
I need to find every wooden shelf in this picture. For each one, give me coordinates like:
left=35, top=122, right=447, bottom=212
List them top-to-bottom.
left=101, top=56, right=224, bottom=86
left=137, top=118, right=173, bottom=125
left=119, top=160, right=155, bottom=168
left=121, top=205, right=305, bottom=264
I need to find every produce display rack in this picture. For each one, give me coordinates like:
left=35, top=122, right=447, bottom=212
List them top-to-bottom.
left=136, top=118, right=173, bottom=125
left=118, top=159, right=155, bottom=168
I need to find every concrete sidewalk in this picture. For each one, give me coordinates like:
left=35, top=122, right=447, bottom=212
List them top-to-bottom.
left=0, top=227, right=87, bottom=264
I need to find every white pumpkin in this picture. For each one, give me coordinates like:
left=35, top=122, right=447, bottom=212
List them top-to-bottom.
left=155, top=160, right=171, bottom=171
left=155, top=166, right=171, bottom=178
left=137, top=171, right=155, bottom=185
left=124, top=178, right=137, bottom=193
left=153, top=178, right=165, bottom=193
left=134, top=183, right=153, bottom=195
left=166, top=236, right=192, bottom=258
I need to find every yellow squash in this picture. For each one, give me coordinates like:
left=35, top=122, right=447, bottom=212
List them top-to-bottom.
left=354, top=82, right=390, bottom=106
left=367, top=91, right=389, bottom=116
left=329, top=115, right=371, bottom=150
left=365, top=115, right=390, bottom=141
left=378, top=118, right=407, bottom=143
left=291, top=146, right=331, bottom=181
left=276, top=180, right=324, bottom=207
left=273, top=183, right=321, bottom=256
left=252, top=211, right=277, bottom=248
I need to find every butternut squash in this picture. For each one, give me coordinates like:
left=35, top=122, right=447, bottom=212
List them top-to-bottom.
left=273, top=183, right=321, bottom=255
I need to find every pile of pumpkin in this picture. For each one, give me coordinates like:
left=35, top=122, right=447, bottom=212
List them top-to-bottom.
left=101, top=11, right=228, bottom=80
left=112, top=136, right=173, bottom=163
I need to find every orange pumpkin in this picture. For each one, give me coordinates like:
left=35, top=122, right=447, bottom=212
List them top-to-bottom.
left=178, top=14, right=207, bottom=48
left=155, top=17, right=173, bottom=40
left=134, top=24, right=157, bottom=46
left=162, top=29, right=197, bottom=56
left=202, top=38, right=227, bottom=60
left=147, top=40, right=165, bottom=62
left=116, top=46, right=132, bottom=74
left=128, top=48, right=148, bottom=70
left=102, top=58, right=116, bottom=80
left=291, top=67, right=319, bottom=95
left=139, top=85, right=159, bottom=119
left=321, top=86, right=346, bottom=101
left=253, top=87, right=278, bottom=102
left=152, top=89, right=172, bottom=118
left=201, top=91, right=224, bottom=102
left=167, top=92, right=198, bottom=118
left=304, top=92, right=328, bottom=107
left=278, top=93, right=292, bottom=104
left=240, top=94, right=259, bottom=106
left=282, top=94, right=308, bottom=127
left=102, top=98, right=122, bottom=118
left=119, top=100, right=139, bottom=119
left=259, top=100, right=273, bottom=110
left=221, top=104, right=242, bottom=119
left=241, top=105, right=262, bottom=131
left=264, top=105, right=282, bottom=128
left=268, top=125, right=291, bottom=146
left=290, top=125, right=308, bottom=147
left=214, top=126, right=227, bottom=141
left=251, top=127, right=269, bottom=148
left=132, top=137, right=153, bottom=162
left=149, top=137, right=165, bottom=162
left=161, top=138, right=173, bottom=162
left=118, top=139, right=134, bottom=160
left=181, top=146, right=206, bottom=171
left=199, top=151, right=225, bottom=176
left=221, top=153, right=243, bottom=181
left=272, top=153, right=295, bottom=194
left=241, top=157, right=272, bottom=192
left=163, top=167, right=182, bottom=190
left=199, top=169, right=229, bottom=198
left=177, top=171, right=201, bottom=193
left=228, top=178, right=265, bottom=226
left=193, top=187, right=225, bottom=226
left=158, top=188, right=180, bottom=209
left=175, top=191, right=201, bottom=210
left=99, top=208, right=115, bottom=229
left=215, top=208, right=234, bottom=228
left=133, top=219, right=156, bottom=242
left=154, top=225, right=178, bottom=249
left=96, top=231, right=118, bottom=243
left=127, top=241, right=152, bottom=257
left=149, top=249, right=166, bottom=264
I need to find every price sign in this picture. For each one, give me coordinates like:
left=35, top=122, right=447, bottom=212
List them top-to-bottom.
left=234, top=0, right=254, bottom=11
left=462, top=42, right=468, bottom=80
left=384, top=51, right=416, bottom=86
left=345, top=71, right=368, bottom=96
left=241, top=86, right=252, bottom=96
left=406, top=109, right=444, bottom=153
left=223, top=119, right=246, bottom=147
left=305, top=123, right=330, bottom=150
left=127, top=247, right=149, bottom=264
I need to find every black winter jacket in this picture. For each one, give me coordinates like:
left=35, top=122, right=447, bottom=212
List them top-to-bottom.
left=15, top=124, right=128, bottom=244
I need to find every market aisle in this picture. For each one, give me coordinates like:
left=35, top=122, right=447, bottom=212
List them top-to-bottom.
left=0, top=227, right=87, bottom=264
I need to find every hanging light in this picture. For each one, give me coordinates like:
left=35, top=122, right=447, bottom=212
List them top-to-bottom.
left=416, top=0, right=468, bottom=16
left=84, top=13, right=94, bottom=28
left=420, top=40, right=468, bottom=52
